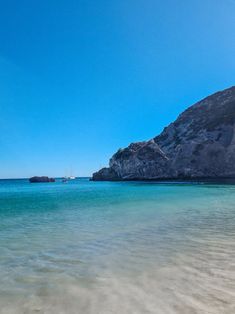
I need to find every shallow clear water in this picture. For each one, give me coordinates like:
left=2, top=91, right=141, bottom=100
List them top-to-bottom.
left=0, top=178, right=235, bottom=313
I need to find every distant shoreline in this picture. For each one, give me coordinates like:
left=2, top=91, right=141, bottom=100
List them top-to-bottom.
left=0, top=177, right=90, bottom=181
left=1, top=177, right=235, bottom=185
left=91, top=177, right=235, bottom=184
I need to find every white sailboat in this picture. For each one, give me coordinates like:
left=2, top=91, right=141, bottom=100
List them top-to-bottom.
left=62, top=167, right=76, bottom=182
left=68, top=167, right=76, bottom=180
left=68, top=175, right=76, bottom=180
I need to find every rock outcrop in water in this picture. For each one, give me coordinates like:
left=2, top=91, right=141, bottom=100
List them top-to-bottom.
left=92, top=86, right=235, bottom=181
left=29, top=176, right=55, bottom=183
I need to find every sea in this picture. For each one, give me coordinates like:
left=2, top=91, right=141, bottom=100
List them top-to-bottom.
left=0, top=178, right=235, bottom=314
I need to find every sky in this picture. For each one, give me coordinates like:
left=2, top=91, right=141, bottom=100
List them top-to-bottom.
left=0, top=0, right=234, bottom=178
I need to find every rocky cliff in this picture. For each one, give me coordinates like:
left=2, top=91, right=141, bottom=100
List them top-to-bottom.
left=92, top=86, right=235, bottom=181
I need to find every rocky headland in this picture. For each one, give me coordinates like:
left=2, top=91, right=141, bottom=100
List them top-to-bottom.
left=92, top=86, right=235, bottom=181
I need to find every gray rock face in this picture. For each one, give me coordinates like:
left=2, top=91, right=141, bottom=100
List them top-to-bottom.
left=92, top=86, right=235, bottom=181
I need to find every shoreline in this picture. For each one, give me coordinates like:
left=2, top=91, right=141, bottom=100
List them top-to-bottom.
left=91, top=176, right=235, bottom=184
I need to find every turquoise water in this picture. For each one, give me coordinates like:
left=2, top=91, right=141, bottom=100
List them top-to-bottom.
left=0, top=178, right=235, bottom=313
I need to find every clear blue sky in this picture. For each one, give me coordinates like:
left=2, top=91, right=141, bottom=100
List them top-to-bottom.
left=0, top=0, right=234, bottom=178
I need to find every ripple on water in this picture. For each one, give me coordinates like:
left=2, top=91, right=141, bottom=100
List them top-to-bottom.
left=0, top=180, right=235, bottom=313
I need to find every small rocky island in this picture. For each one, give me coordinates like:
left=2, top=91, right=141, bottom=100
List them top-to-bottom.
left=92, top=86, right=235, bottom=181
left=29, top=176, right=55, bottom=183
